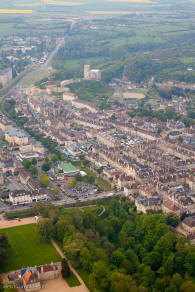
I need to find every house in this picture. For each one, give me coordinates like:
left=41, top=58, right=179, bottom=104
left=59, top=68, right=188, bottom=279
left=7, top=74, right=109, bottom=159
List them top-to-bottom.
left=5, top=127, right=29, bottom=146
left=19, top=169, right=31, bottom=185
left=9, top=190, right=48, bottom=205
left=162, top=200, right=181, bottom=216
left=182, top=216, right=195, bottom=235
left=8, top=263, right=59, bottom=292
left=37, top=264, right=59, bottom=280
left=22, top=269, right=41, bottom=292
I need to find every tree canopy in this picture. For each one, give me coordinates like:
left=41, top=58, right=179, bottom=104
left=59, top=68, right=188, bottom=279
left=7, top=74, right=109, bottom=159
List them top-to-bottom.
left=36, top=198, right=195, bottom=292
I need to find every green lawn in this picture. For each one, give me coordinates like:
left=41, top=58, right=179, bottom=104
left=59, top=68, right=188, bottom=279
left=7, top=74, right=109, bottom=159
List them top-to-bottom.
left=22, top=70, right=49, bottom=87
left=0, top=224, right=61, bottom=273
left=77, top=269, right=90, bottom=289
left=66, top=271, right=81, bottom=287
left=4, top=285, right=17, bottom=292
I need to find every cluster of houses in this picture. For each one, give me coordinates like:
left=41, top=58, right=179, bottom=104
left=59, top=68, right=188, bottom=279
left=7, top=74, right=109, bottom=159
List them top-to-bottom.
left=0, top=69, right=194, bottom=241
left=8, top=263, right=59, bottom=292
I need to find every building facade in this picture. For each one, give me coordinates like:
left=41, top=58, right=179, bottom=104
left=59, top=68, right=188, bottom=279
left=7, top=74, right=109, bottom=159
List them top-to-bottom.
left=84, top=65, right=101, bottom=81
left=0, top=68, right=12, bottom=87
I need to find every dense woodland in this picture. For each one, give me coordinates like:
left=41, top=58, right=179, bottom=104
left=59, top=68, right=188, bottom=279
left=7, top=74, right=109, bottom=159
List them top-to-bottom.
left=52, top=12, right=195, bottom=85
left=123, top=46, right=195, bottom=84
left=36, top=198, right=195, bottom=292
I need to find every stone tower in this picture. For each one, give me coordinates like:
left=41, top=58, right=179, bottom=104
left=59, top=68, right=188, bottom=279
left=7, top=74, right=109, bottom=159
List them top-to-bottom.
left=84, top=65, right=91, bottom=80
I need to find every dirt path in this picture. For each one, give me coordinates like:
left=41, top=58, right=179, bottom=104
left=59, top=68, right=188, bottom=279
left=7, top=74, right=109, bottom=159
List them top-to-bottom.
left=98, top=206, right=105, bottom=216
left=0, top=216, right=36, bottom=229
left=51, top=240, right=89, bottom=292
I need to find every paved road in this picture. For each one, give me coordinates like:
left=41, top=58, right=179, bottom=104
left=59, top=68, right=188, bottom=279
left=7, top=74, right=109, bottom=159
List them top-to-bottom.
left=3, top=38, right=65, bottom=98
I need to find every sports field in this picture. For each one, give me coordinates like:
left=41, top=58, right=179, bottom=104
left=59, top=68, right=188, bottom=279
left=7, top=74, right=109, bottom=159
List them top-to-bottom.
left=59, top=162, right=78, bottom=173
left=0, top=224, right=61, bottom=273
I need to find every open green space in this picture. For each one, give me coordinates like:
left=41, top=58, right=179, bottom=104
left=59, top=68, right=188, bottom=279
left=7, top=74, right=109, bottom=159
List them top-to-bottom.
left=22, top=70, right=49, bottom=87
left=67, top=80, right=113, bottom=106
left=59, top=162, right=78, bottom=173
left=36, top=197, right=195, bottom=292
left=4, top=209, right=34, bottom=220
left=0, top=224, right=61, bottom=273
left=66, top=271, right=81, bottom=287
left=4, top=285, right=17, bottom=292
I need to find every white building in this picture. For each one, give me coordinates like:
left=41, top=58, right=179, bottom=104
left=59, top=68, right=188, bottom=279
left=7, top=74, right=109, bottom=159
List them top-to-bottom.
left=84, top=65, right=101, bottom=81
left=9, top=190, right=48, bottom=205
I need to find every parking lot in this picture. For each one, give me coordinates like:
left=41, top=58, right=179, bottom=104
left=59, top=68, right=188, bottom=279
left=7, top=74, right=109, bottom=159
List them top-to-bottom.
left=61, top=182, right=98, bottom=201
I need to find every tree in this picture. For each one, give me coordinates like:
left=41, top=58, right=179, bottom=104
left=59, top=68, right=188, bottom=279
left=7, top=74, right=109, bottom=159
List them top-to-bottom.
left=111, top=114, right=116, bottom=120
left=178, top=136, right=183, bottom=143
left=51, top=154, right=58, bottom=163
left=60, top=154, right=66, bottom=161
left=45, top=157, right=50, bottom=163
left=31, top=158, right=37, bottom=165
left=22, top=159, right=31, bottom=169
left=83, top=159, right=90, bottom=166
left=42, top=162, right=51, bottom=172
left=29, top=165, right=38, bottom=175
left=97, top=166, right=104, bottom=174
left=38, top=174, right=50, bottom=187
left=75, top=174, right=82, bottom=181
left=88, top=176, right=95, bottom=184
left=67, top=179, right=77, bottom=188
left=52, top=186, right=60, bottom=196
left=166, top=213, right=180, bottom=227
left=36, top=218, right=55, bottom=242
left=0, top=233, right=9, bottom=265
left=80, top=247, right=93, bottom=272
left=111, top=250, right=125, bottom=267
left=61, top=258, right=70, bottom=278
left=120, top=259, right=133, bottom=274
left=93, top=260, right=109, bottom=289
left=110, top=271, right=136, bottom=292
left=88, top=273, right=97, bottom=292
left=169, top=273, right=184, bottom=290
left=0, top=277, right=3, bottom=292
left=154, top=278, right=166, bottom=292
left=180, top=281, right=195, bottom=292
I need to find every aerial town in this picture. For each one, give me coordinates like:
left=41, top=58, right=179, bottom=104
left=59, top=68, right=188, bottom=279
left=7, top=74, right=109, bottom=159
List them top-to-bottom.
left=0, top=1, right=195, bottom=291
left=0, top=62, right=194, bottom=244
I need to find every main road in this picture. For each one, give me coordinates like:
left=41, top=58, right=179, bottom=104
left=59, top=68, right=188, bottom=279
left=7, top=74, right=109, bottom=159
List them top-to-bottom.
left=4, top=37, right=65, bottom=97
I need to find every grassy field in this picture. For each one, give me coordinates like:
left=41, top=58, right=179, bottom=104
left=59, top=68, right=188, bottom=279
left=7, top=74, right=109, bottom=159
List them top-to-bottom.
left=22, top=70, right=49, bottom=87
left=0, top=224, right=61, bottom=273
left=77, top=269, right=90, bottom=289
left=66, top=271, right=81, bottom=287
left=4, top=287, right=17, bottom=292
